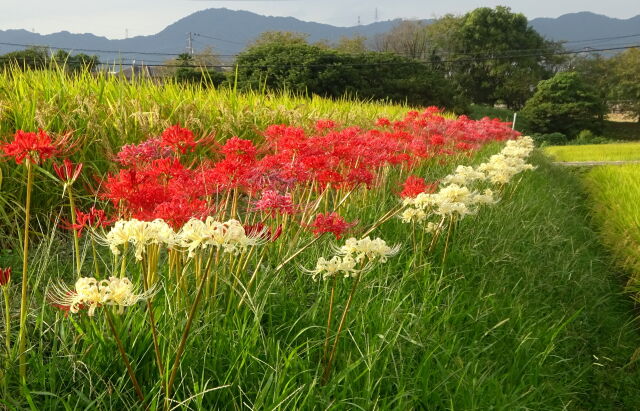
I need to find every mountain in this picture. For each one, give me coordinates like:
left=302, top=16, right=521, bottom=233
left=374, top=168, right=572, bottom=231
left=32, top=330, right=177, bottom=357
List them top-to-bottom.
left=0, top=9, right=638, bottom=65
left=530, top=12, right=640, bottom=44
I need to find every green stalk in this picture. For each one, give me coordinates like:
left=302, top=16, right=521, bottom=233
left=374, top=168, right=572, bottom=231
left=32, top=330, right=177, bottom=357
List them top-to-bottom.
left=17, top=159, right=34, bottom=381
left=67, top=185, right=81, bottom=275
left=441, top=217, right=455, bottom=265
left=165, top=249, right=215, bottom=408
left=140, top=256, right=164, bottom=393
left=321, top=273, right=361, bottom=385
left=321, top=276, right=338, bottom=368
left=3, top=285, right=11, bottom=393
left=105, top=310, right=145, bottom=402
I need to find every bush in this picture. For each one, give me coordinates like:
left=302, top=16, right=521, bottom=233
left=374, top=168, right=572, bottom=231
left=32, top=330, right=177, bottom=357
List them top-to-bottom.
left=234, top=43, right=459, bottom=108
left=521, top=72, right=606, bottom=138
left=568, top=129, right=611, bottom=145
left=531, top=132, right=568, bottom=146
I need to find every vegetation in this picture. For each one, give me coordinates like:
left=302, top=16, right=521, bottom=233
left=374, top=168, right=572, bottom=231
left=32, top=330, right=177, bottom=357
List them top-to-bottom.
left=234, top=42, right=457, bottom=108
left=0, top=46, right=99, bottom=72
left=575, top=48, right=640, bottom=122
left=0, top=68, right=638, bottom=409
left=521, top=72, right=606, bottom=138
left=544, top=142, right=640, bottom=161
left=583, top=165, right=640, bottom=288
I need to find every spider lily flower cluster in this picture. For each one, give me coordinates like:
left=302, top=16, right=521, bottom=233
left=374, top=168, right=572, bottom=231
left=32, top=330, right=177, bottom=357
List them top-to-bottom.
left=101, top=112, right=519, bottom=227
left=401, top=136, right=535, bottom=225
left=101, top=217, right=266, bottom=259
left=307, top=236, right=400, bottom=281
left=48, top=276, right=156, bottom=316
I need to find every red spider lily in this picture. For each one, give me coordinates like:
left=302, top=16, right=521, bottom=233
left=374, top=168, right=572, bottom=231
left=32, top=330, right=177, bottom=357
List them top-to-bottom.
left=100, top=108, right=519, bottom=222
left=375, top=117, right=391, bottom=127
left=315, top=119, right=336, bottom=133
left=161, top=125, right=197, bottom=154
left=0, top=129, right=57, bottom=164
left=115, top=137, right=173, bottom=167
left=220, top=137, right=257, bottom=162
left=53, top=159, right=83, bottom=184
left=345, top=167, right=375, bottom=188
left=399, top=176, right=438, bottom=198
left=254, top=190, right=297, bottom=216
left=60, top=207, right=111, bottom=237
left=308, top=212, right=356, bottom=240
left=243, top=222, right=283, bottom=242
left=0, top=267, right=10, bottom=286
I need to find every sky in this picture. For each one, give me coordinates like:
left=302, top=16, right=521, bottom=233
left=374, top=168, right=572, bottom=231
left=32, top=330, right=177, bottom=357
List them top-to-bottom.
left=1, top=0, right=638, bottom=39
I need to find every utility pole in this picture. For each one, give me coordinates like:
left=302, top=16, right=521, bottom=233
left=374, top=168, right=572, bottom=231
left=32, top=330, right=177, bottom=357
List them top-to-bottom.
left=375, top=8, right=378, bottom=22
left=187, top=32, right=194, bottom=56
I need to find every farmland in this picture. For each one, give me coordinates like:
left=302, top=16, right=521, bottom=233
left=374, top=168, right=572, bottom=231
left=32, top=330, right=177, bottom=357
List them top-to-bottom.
left=0, top=71, right=639, bottom=410
left=544, top=142, right=640, bottom=162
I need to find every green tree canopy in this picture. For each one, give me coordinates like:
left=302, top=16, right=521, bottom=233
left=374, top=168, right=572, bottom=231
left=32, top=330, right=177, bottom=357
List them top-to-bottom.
left=426, top=6, right=563, bottom=109
left=234, top=42, right=458, bottom=109
left=0, top=46, right=49, bottom=70
left=610, top=48, right=640, bottom=122
left=521, top=71, right=606, bottom=137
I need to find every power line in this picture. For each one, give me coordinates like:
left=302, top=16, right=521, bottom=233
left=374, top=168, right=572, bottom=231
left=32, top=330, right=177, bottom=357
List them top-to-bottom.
left=562, top=32, right=640, bottom=44
left=193, top=33, right=245, bottom=45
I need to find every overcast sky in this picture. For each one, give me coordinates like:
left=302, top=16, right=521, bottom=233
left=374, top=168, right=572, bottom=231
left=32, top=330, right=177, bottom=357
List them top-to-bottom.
left=1, top=0, right=638, bottom=39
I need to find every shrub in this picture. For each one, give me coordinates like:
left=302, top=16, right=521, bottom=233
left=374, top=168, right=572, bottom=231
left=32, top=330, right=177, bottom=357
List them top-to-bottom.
left=234, top=43, right=458, bottom=108
left=521, top=72, right=606, bottom=138
left=532, top=132, right=568, bottom=146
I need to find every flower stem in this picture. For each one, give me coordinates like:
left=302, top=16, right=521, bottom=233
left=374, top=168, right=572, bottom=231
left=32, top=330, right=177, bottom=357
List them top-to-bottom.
left=17, top=160, right=34, bottom=381
left=68, top=186, right=82, bottom=275
left=442, top=217, right=455, bottom=265
left=165, top=249, right=215, bottom=407
left=140, top=258, right=164, bottom=393
left=322, top=273, right=361, bottom=385
left=321, top=276, right=337, bottom=368
left=3, top=286, right=11, bottom=393
left=105, top=310, right=145, bottom=402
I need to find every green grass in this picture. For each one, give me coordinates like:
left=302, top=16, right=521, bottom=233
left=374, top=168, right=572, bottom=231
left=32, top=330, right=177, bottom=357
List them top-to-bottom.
left=544, top=142, right=640, bottom=162
left=1, top=149, right=639, bottom=409
left=583, top=164, right=640, bottom=284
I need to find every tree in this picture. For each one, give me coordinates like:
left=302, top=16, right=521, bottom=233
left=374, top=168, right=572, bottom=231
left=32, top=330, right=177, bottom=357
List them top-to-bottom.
left=425, top=7, right=563, bottom=109
left=374, top=21, right=430, bottom=60
left=249, top=31, right=309, bottom=47
left=334, top=35, right=368, bottom=53
left=234, top=42, right=457, bottom=108
left=0, top=46, right=49, bottom=70
left=610, top=48, right=640, bottom=122
left=52, top=50, right=100, bottom=73
left=163, top=50, right=227, bottom=86
left=573, top=55, right=613, bottom=105
left=521, top=71, right=606, bottom=137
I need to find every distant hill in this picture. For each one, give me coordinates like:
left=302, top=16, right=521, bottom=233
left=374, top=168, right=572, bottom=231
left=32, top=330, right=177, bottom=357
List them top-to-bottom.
left=0, top=9, right=638, bottom=65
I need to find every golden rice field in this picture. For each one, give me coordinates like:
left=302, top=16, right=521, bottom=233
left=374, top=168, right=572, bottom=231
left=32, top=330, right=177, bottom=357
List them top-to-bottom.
left=544, top=142, right=640, bottom=162
left=584, top=164, right=640, bottom=285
